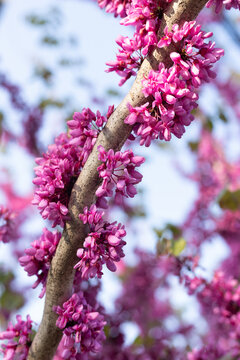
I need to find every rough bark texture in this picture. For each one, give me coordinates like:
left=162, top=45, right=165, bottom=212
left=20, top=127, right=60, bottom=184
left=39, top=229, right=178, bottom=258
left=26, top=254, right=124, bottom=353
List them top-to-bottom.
left=28, top=0, right=208, bottom=359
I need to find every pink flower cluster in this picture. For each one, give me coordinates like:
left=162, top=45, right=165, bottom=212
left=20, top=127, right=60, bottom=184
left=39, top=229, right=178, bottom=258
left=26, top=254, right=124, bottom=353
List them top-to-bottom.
left=98, top=0, right=130, bottom=17
left=106, top=0, right=173, bottom=85
left=206, top=0, right=240, bottom=13
left=125, top=21, right=224, bottom=144
left=157, top=21, right=224, bottom=87
left=106, top=35, right=144, bottom=86
left=126, top=65, right=198, bottom=144
left=32, top=108, right=108, bottom=228
left=67, top=108, right=108, bottom=157
left=181, top=129, right=239, bottom=250
left=96, top=145, right=144, bottom=207
left=0, top=182, right=33, bottom=252
left=74, top=205, right=126, bottom=279
left=0, top=206, right=16, bottom=243
left=19, top=228, right=61, bottom=298
left=185, top=271, right=240, bottom=356
left=200, top=271, right=240, bottom=327
left=54, top=292, right=106, bottom=358
left=0, top=315, right=33, bottom=360
left=187, top=345, right=225, bottom=360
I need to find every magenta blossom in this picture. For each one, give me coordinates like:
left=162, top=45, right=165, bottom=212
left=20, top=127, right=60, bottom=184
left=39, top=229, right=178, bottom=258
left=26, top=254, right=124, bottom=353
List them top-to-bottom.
left=98, top=0, right=131, bottom=17
left=107, top=0, right=174, bottom=84
left=206, top=0, right=240, bottom=13
left=125, top=21, right=224, bottom=146
left=157, top=21, right=224, bottom=88
left=106, top=34, right=144, bottom=86
left=125, top=63, right=198, bottom=145
left=32, top=108, right=108, bottom=228
left=96, top=145, right=144, bottom=206
left=75, top=205, right=126, bottom=279
left=0, top=206, right=16, bottom=244
left=19, top=228, right=61, bottom=298
left=54, top=292, right=106, bottom=357
left=0, top=315, right=33, bottom=360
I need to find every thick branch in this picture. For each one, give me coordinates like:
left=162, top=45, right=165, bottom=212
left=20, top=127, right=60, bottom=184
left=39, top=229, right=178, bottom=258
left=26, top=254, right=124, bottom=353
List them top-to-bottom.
left=28, top=0, right=208, bottom=359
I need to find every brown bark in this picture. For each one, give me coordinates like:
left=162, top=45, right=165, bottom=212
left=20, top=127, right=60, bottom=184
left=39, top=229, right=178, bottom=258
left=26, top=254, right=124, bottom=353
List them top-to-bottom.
left=27, top=0, right=208, bottom=358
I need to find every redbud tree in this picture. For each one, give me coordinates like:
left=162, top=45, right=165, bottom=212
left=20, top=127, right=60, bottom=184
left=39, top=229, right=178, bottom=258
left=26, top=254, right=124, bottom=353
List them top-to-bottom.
left=1, top=0, right=240, bottom=359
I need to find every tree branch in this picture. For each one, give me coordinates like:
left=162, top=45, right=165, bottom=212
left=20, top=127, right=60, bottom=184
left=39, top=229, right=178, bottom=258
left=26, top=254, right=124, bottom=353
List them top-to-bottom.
left=28, top=0, right=208, bottom=358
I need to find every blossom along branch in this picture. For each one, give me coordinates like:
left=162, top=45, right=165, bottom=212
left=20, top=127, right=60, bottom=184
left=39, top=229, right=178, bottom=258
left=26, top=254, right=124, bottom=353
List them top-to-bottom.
left=0, top=0, right=226, bottom=359
left=25, top=1, right=217, bottom=358
left=28, top=1, right=221, bottom=359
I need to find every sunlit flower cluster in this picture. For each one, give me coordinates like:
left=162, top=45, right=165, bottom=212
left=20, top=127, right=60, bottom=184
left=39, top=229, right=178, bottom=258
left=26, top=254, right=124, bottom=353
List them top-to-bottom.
left=19, top=228, right=61, bottom=298
left=54, top=292, right=106, bottom=358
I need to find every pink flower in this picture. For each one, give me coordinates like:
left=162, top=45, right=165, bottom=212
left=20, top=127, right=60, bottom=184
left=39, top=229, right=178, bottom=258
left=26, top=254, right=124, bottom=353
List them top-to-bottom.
left=98, top=0, right=131, bottom=17
left=107, top=0, right=174, bottom=84
left=206, top=0, right=240, bottom=13
left=125, top=21, right=224, bottom=146
left=158, top=21, right=224, bottom=88
left=157, top=25, right=173, bottom=48
left=106, top=34, right=143, bottom=86
left=32, top=108, right=108, bottom=228
left=96, top=146, right=144, bottom=205
left=75, top=205, right=126, bottom=279
left=0, top=206, right=16, bottom=244
left=19, top=228, right=61, bottom=298
left=54, top=292, right=106, bottom=356
left=0, top=315, right=33, bottom=360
